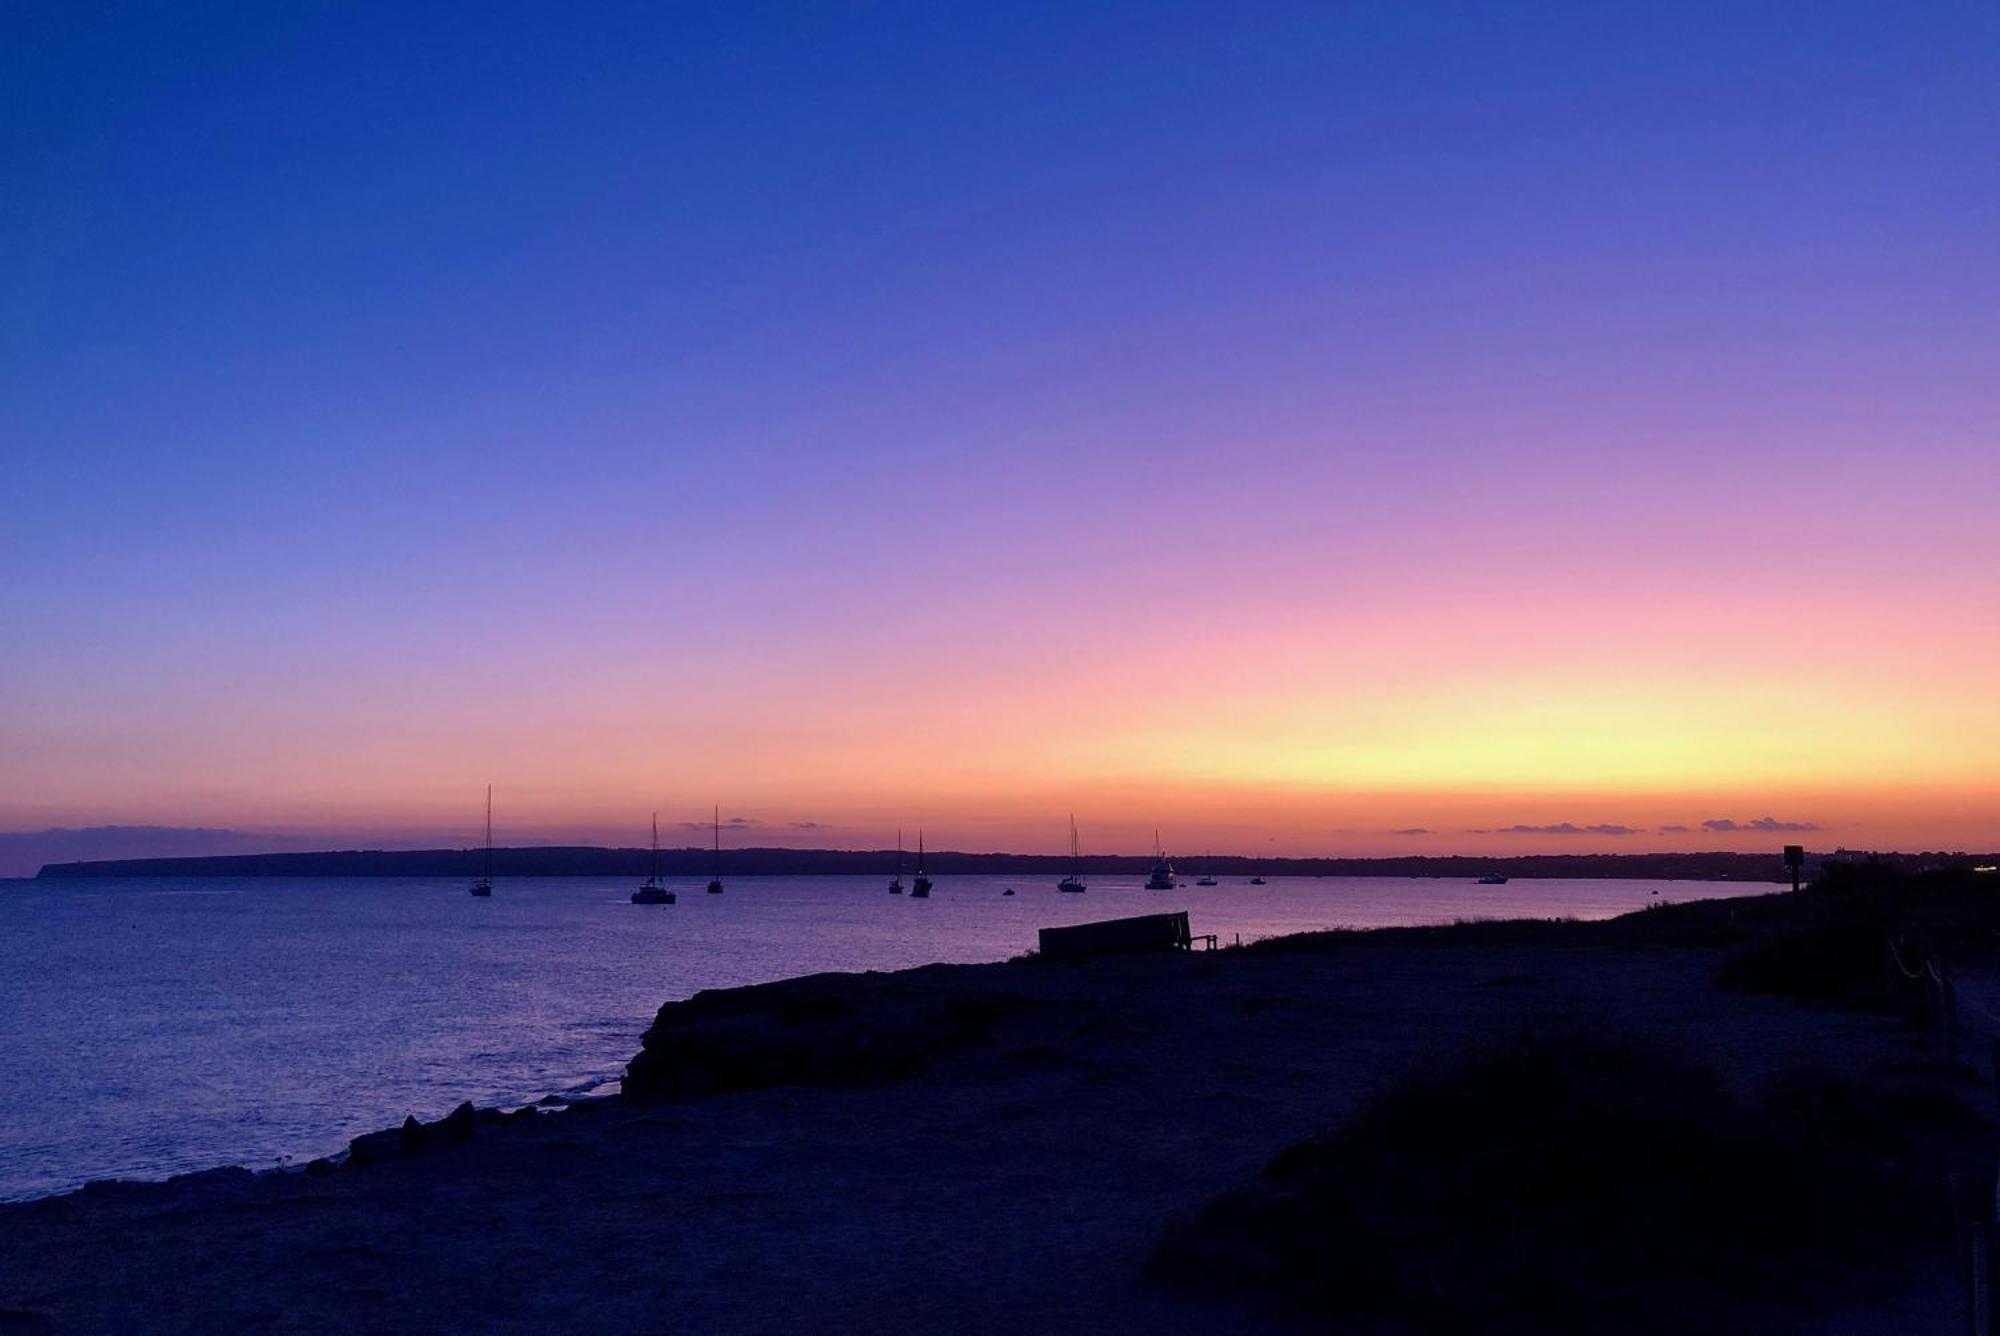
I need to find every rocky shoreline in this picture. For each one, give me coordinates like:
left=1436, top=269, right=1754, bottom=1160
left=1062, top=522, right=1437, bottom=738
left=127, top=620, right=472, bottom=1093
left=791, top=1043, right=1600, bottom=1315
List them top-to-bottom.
left=1, top=889, right=1988, bottom=1333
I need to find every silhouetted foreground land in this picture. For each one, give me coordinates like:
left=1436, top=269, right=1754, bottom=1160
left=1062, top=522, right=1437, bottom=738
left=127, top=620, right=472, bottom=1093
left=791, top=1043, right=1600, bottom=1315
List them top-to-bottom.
left=35, top=846, right=1828, bottom=880
left=3, top=873, right=1995, bottom=1333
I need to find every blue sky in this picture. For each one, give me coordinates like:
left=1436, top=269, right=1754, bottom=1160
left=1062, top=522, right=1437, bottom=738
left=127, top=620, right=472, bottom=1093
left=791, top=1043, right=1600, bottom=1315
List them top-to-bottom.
left=4, top=2, right=1997, bottom=852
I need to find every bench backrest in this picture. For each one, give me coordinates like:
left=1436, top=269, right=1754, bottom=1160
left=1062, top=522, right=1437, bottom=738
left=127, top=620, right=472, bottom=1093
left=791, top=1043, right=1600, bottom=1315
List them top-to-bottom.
left=1038, top=911, right=1192, bottom=959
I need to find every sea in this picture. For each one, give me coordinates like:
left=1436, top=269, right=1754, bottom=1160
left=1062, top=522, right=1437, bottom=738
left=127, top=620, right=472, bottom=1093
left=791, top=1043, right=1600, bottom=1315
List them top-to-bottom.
left=0, top=873, right=1772, bottom=1200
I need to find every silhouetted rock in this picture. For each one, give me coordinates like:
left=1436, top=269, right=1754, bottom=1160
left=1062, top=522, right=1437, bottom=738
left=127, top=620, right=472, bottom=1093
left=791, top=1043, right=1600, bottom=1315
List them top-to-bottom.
left=624, top=967, right=1031, bottom=1103
left=436, top=1101, right=478, bottom=1147
left=345, top=1127, right=400, bottom=1166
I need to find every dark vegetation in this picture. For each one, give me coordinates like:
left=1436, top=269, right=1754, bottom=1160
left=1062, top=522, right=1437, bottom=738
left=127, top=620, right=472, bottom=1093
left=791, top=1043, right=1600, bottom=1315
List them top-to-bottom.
left=1255, top=864, right=2000, bottom=1015
left=1715, top=864, right=2000, bottom=1010
left=1163, top=865, right=2000, bottom=1331
left=1153, top=1030, right=1985, bottom=1335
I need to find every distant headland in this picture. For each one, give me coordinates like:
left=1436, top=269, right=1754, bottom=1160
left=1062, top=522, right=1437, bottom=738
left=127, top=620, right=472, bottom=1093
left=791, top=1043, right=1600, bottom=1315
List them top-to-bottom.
left=25, top=846, right=1913, bottom=881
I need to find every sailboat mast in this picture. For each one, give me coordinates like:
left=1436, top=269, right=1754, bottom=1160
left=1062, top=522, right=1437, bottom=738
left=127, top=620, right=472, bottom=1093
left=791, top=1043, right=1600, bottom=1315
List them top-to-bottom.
left=484, top=785, right=493, bottom=884
left=650, top=811, right=659, bottom=882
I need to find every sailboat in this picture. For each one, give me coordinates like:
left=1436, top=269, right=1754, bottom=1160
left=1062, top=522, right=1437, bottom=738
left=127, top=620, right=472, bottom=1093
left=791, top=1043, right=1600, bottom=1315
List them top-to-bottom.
left=468, top=786, right=494, bottom=897
left=706, top=805, right=725, bottom=894
left=632, top=812, right=675, bottom=904
left=1058, top=815, right=1086, bottom=893
left=889, top=828, right=905, bottom=894
left=911, top=830, right=933, bottom=897
left=1144, top=830, right=1176, bottom=890
left=1196, top=851, right=1217, bottom=887
left=1248, top=857, right=1267, bottom=886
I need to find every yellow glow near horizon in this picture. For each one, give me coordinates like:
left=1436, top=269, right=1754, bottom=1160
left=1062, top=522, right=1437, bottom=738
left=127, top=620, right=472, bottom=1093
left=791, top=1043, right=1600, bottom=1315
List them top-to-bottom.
left=1038, top=663, right=1998, bottom=793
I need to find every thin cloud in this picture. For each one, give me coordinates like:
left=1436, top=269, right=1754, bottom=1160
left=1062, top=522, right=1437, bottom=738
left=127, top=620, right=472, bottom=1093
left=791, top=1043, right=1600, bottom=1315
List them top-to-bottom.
left=678, top=816, right=760, bottom=830
left=1702, top=817, right=1820, bottom=833
left=789, top=821, right=824, bottom=830
left=1473, top=822, right=1642, bottom=837
left=1658, top=824, right=1693, bottom=834
left=1391, top=827, right=1435, bottom=836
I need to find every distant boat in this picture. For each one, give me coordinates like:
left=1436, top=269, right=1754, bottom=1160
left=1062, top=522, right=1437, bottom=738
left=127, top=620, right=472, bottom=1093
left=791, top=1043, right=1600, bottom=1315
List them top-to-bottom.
left=468, top=786, right=494, bottom=897
left=706, top=805, right=725, bottom=894
left=631, top=812, right=675, bottom=904
left=1058, top=815, right=1087, bottom=893
left=889, top=827, right=905, bottom=894
left=911, top=829, right=933, bottom=897
left=1145, top=830, right=1175, bottom=890
left=1195, top=850, right=1217, bottom=887
left=1477, top=873, right=1509, bottom=885
left=1003, top=887, right=1015, bottom=896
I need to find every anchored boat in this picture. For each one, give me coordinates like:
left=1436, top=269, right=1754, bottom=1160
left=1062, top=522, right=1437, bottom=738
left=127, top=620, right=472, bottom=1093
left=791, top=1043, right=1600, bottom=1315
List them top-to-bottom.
left=468, top=786, right=494, bottom=897
left=706, top=805, right=725, bottom=894
left=631, top=812, right=675, bottom=904
left=1058, top=815, right=1086, bottom=893
left=911, top=830, right=933, bottom=897
left=1144, top=831, right=1176, bottom=890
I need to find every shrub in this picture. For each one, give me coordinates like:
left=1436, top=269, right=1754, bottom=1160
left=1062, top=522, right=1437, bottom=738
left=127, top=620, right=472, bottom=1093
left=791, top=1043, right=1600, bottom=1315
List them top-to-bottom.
left=1153, top=1030, right=1965, bottom=1334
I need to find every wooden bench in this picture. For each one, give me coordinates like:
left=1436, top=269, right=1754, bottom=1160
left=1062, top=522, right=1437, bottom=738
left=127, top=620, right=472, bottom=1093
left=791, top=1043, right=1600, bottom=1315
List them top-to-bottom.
left=1038, top=911, right=1209, bottom=959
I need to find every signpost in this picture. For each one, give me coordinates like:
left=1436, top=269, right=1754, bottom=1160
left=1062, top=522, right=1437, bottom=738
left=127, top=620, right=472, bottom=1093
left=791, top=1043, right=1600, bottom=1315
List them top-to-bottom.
left=1784, top=844, right=1805, bottom=893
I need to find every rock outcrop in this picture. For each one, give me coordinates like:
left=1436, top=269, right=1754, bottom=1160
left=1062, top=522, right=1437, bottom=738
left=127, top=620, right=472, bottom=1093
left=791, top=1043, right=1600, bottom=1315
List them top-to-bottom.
left=624, top=964, right=1032, bottom=1103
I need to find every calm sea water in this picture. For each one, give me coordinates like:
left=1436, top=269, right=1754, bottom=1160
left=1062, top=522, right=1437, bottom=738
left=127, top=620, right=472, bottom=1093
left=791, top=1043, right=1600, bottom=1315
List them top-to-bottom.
left=0, top=873, right=1769, bottom=1200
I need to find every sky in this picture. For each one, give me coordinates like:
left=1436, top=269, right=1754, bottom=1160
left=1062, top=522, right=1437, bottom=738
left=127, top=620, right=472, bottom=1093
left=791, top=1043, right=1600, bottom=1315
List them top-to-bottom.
left=4, top=1, right=1998, bottom=862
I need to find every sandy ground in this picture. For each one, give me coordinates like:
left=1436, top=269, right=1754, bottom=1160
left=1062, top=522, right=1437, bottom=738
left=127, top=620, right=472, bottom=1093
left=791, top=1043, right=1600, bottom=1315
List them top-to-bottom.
left=0, top=939, right=1972, bottom=1334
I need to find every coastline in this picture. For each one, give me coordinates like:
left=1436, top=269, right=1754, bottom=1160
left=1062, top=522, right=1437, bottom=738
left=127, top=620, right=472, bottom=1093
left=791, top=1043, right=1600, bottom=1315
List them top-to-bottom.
left=31, top=848, right=1812, bottom=881
left=0, top=874, right=1762, bottom=1202
left=0, top=890, right=1983, bottom=1333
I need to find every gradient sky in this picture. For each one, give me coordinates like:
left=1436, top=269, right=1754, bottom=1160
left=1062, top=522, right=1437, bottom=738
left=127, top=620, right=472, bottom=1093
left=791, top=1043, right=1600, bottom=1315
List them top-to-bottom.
left=5, top=1, right=1997, bottom=857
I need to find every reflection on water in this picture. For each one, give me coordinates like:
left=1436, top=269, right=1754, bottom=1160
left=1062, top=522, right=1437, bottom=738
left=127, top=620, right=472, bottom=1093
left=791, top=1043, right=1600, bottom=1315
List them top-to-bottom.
left=0, top=873, right=1770, bottom=1198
